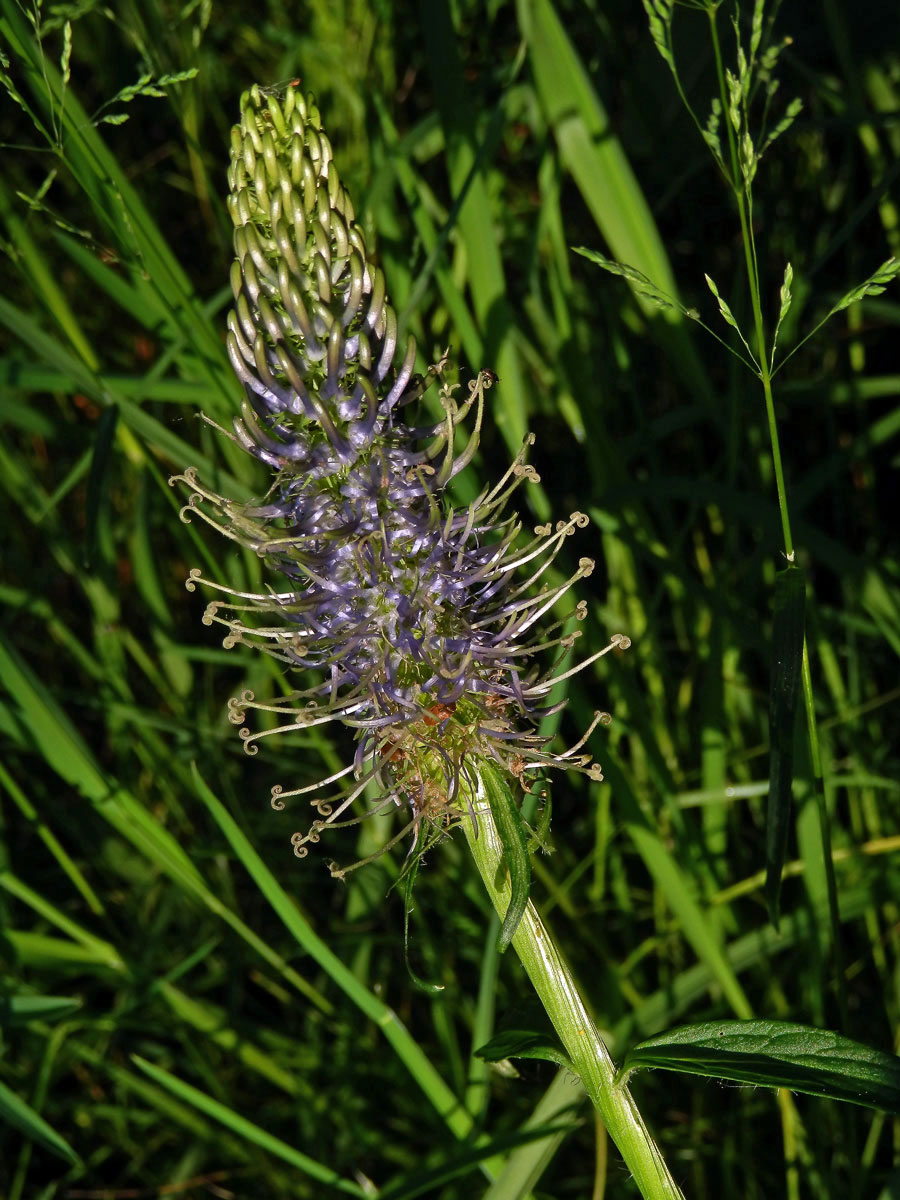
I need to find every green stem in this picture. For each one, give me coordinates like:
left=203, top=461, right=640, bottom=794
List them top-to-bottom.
left=707, top=4, right=847, bottom=1031
left=464, top=763, right=684, bottom=1200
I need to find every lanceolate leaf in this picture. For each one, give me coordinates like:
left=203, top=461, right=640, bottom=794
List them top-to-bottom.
left=485, top=768, right=532, bottom=953
left=0, top=994, right=81, bottom=1024
left=622, top=1020, right=900, bottom=1113
left=476, top=1029, right=574, bottom=1072
left=0, top=1079, right=80, bottom=1165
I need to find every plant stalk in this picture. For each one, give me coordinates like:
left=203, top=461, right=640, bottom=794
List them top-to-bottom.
left=707, top=2, right=846, bottom=1032
left=464, top=764, right=684, bottom=1200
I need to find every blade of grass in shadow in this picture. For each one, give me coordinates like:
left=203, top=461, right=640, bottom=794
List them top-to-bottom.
left=0, top=0, right=236, bottom=406
left=421, top=0, right=532, bottom=451
left=517, top=0, right=712, bottom=405
left=372, top=96, right=484, bottom=368
left=0, top=175, right=98, bottom=369
left=0, top=296, right=239, bottom=485
left=767, top=565, right=807, bottom=927
left=0, top=638, right=331, bottom=1011
left=600, top=752, right=754, bottom=1020
left=0, top=761, right=104, bottom=915
left=190, top=762, right=495, bottom=1155
left=1, top=867, right=311, bottom=1100
left=0, top=871, right=123, bottom=971
left=157, top=983, right=301, bottom=1096
left=130, top=1056, right=368, bottom=1197
left=480, top=1069, right=584, bottom=1200
left=0, top=1079, right=79, bottom=1167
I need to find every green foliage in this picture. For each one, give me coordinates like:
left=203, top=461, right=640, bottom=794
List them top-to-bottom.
left=1, top=0, right=899, bottom=1197
left=622, top=1020, right=900, bottom=1114
left=476, top=1029, right=573, bottom=1073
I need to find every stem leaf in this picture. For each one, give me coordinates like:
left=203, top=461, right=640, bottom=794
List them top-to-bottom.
left=484, top=769, right=532, bottom=953
left=622, top=1020, right=900, bottom=1113
left=475, top=1029, right=574, bottom=1072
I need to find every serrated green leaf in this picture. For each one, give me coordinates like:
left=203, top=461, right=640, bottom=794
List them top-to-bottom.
left=766, top=565, right=806, bottom=927
left=622, top=1020, right=900, bottom=1113
left=475, top=1029, right=574, bottom=1072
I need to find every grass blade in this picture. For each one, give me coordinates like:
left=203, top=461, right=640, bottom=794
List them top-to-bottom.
left=766, top=566, right=807, bottom=927
left=130, top=1056, right=368, bottom=1196
left=0, top=1079, right=79, bottom=1166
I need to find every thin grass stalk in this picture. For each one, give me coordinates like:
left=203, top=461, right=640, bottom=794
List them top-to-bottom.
left=706, top=5, right=847, bottom=1035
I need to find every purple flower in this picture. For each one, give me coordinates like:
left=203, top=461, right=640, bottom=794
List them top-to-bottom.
left=171, top=84, right=627, bottom=871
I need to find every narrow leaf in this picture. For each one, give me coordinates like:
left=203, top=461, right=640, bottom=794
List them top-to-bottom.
left=84, top=402, right=119, bottom=570
left=766, top=565, right=806, bottom=927
left=483, top=768, right=531, bottom=952
left=527, top=788, right=552, bottom=855
left=401, top=851, right=445, bottom=994
left=0, top=993, right=81, bottom=1024
left=623, top=1020, right=900, bottom=1114
left=476, top=1029, right=574, bottom=1072
left=130, top=1057, right=366, bottom=1194
left=0, top=1078, right=80, bottom=1165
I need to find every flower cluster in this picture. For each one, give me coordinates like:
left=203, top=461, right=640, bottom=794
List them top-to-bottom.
left=171, top=83, right=627, bottom=871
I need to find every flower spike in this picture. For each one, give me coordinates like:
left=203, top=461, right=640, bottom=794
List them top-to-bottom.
left=172, top=83, right=626, bottom=867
